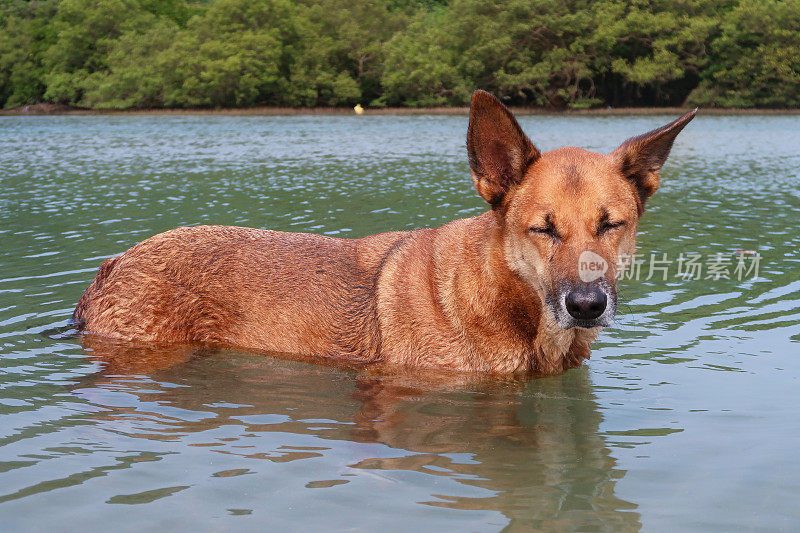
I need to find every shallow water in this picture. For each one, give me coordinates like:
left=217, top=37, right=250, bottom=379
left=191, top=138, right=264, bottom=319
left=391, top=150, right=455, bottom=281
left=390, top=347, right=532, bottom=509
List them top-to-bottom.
left=0, top=113, right=798, bottom=531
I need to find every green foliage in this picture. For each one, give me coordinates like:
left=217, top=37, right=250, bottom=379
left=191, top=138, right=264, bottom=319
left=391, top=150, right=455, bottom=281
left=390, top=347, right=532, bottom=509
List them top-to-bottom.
left=0, top=0, right=798, bottom=109
left=0, top=0, right=57, bottom=107
left=41, top=0, right=165, bottom=104
left=81, top=0, right=291, bottom=108
left=155, top=0, right=289, bottom=108
left=288, top=0, right=408, bottom=106
left=383, top=0, right=605, bottom=108
left=591, top=0, right=726, bottom=106
left=688, top=0, right=800, bottom=108
left=382, top=9, right=467, bottom=106
left=80, top=20, right=181, bottom=109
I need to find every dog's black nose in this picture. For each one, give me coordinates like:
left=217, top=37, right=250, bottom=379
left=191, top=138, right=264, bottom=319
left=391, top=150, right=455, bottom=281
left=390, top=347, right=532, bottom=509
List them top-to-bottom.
left=565, top=286, right=607, bottom=320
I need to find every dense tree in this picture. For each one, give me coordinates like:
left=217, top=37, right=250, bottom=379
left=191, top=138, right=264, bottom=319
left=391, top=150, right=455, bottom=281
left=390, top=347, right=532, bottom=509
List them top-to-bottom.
left=0, top=0, right=798, bottom=109
left=0, top=0, right=57, bottom=107
left=41, top=0, right=164, bottom=104
left=81, top=0, right=293, bottom=108
left=158, top=0, right=290, bottom=108
left=286, top=0, right=403, bottom=106
left=383, top=0, right=603, bottom=108
left=591, top=0, right=727, bottom=106
left=688, top=0, right=800, bottom=107
left=381, top=8, right=465, bottom=106
left=79, top=20, right=180, bottom=109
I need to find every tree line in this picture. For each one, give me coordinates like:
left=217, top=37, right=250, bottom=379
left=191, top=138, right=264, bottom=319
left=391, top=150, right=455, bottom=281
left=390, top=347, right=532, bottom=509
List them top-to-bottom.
left=1, top=0, right=798, bottom=110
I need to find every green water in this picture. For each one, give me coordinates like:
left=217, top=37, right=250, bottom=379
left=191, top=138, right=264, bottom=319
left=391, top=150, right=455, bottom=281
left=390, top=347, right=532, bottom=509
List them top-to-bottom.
left=1, top=114, right=798, bottom=531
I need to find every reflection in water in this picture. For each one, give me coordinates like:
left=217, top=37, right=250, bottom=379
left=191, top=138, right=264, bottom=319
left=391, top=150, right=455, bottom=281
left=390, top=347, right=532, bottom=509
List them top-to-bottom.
left=71, top=337, right=641, bottom=530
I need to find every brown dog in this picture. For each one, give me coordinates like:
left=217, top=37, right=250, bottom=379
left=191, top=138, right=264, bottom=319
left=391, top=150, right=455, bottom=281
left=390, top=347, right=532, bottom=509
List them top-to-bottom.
left=73, top=91, right=695, bottom=375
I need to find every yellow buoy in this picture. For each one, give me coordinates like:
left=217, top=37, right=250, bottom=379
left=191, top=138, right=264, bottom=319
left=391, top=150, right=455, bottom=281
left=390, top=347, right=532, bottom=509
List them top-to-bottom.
left=353, top=104, right=364, bottom=115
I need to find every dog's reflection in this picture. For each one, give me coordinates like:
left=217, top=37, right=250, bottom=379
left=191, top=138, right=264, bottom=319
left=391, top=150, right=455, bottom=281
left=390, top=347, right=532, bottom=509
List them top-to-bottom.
left=77, top=337, right=641, bottom=530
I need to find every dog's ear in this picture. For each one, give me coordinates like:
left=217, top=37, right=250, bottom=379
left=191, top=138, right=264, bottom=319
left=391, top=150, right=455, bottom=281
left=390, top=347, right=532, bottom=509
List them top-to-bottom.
left=467, top=90, right=540, bottom=207
left=612, top=109, right=697, bottom=212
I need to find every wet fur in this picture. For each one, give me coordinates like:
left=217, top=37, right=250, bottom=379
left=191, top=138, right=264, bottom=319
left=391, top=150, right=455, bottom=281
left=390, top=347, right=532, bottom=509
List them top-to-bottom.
left=74, top=92, right=695, bottom=375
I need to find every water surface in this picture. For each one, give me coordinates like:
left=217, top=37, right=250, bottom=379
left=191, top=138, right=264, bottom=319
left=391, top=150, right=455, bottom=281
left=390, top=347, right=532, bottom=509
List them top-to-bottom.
left=1, top=114, right=798, bottom=531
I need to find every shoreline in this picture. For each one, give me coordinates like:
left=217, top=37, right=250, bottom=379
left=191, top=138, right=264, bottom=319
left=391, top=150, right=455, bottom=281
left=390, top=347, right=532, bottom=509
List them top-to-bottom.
left=2, top=104, right=799, bottom=117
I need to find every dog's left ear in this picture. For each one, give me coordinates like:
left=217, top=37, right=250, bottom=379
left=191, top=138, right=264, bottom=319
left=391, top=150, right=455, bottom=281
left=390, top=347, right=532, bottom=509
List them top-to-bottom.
left=467, top=90, right=540, bottom=208
left=612, top=109, right=697, bottom=212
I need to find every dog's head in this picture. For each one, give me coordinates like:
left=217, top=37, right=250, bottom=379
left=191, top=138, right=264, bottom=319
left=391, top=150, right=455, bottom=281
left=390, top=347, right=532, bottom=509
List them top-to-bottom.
left=467, top=90, right=695, bottom=330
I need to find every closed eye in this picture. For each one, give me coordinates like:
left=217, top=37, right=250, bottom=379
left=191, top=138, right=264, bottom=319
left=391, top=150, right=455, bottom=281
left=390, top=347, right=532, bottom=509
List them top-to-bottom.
left=529, top=219, right=560, bottom=240
left=598, top=220, right=626, bottom=235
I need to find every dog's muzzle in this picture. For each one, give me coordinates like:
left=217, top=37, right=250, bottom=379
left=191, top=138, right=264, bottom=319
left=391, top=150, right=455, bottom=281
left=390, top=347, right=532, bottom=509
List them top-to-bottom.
left=547, top=279, right=616, bottom=329
left=566, top=285, right=607, bottom=320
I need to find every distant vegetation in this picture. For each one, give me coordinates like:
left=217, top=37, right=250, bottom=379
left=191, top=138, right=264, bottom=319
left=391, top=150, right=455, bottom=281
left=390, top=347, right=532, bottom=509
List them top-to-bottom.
left=1, top=0, right=798, bottom=110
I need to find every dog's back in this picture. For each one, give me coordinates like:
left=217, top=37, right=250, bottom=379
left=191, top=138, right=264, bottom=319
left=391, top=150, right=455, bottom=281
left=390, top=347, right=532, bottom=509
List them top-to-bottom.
left=74, top=225, right=410, bottom=359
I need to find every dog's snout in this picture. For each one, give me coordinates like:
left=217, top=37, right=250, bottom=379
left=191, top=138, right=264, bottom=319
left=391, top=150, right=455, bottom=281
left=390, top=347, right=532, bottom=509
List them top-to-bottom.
left=565, top=286, right=607, bottom=320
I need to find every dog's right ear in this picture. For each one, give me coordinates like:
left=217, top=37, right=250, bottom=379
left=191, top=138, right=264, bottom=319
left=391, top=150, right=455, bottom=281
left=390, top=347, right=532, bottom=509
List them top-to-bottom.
left=467, top=90, right=540, bottom=208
